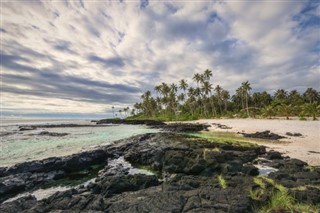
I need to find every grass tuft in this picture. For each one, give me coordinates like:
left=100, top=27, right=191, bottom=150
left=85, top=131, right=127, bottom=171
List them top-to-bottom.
left=187, top=132, right=258, bottom=147
left=203, top=147, right=220, bottom=160
left=217, top=175, right=228, bottom=189
left=253, top=177, right=266, bottom=189
left=258, top=190, right=295, bottom=213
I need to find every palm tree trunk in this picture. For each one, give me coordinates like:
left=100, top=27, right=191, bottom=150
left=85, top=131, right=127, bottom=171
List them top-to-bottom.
left=245, top=93, right=250, bottom=117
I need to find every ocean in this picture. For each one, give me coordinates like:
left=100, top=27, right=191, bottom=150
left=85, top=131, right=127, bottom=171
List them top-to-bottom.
left=0, top=119, right=158, bottom=167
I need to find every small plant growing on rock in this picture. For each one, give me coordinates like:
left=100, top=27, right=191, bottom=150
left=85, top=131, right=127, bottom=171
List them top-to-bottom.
left=203, top=147, right=220, bottom=160
left=217, top=175, right=227, bottom=189
left=253, top=177, right=266, bottom=189
left=259, top=190, right=295, bottom=213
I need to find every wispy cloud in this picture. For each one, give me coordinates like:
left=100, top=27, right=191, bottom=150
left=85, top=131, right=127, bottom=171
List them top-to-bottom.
left=2, top=0, right=319, bottom=116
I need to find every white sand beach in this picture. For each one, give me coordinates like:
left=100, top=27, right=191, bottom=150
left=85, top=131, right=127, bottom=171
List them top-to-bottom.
left=193, top=119, right=320, bottom=166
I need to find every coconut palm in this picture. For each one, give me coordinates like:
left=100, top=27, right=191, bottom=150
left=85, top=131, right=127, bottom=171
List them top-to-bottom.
left=203, top=69, right=213, bottom=81
left=193, top=73, right=202, bottom=87
left=179, top=79, right=188, bottom=91
left=202, top=81, right=213, bottom=116
left=241, top=81, right=252, bottom=117
left=202, top=82, right=212, bottom=96
left=170, top=83, right=178, bottom=93
left=154, top=85, right=162, bottom=96
left=215, top=85, right=223, bottom=114
left=235, top=87, right=245, bottom=111
left=303, top=88, right=319, bottom=104
left=221, top=89, right=230, bottom=112
left=274, top=89, right=288, bottom=104
left=288, top=90, right=303, bottom=106
left=261, top=91, right=272, bottom=107
left=178, top=93, right=185, bottom=102
left=302, top=103, right=319, bottom=120
left=277, top=104, right=293, bottom=120
left=112, top=106, right=115, bottom=118
left=262, top=106, right=275, bottom=119
left=123, top=107, right=128, bottom=117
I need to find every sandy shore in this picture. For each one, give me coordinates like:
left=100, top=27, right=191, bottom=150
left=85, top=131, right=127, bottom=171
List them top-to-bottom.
left=192, top=119, right=320, bottom=166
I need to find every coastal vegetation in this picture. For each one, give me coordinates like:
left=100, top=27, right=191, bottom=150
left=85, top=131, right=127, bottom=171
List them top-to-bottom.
left=127, top=69, right=319, bottom=121
left=249, top=176, right=320, bottom=212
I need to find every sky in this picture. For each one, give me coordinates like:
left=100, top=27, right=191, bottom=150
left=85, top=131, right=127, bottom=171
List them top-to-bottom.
left=1, top=0, right=319, bottom=118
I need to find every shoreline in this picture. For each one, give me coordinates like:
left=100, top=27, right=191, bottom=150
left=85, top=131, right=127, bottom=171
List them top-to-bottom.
left=186, top=118, right=320, bottom=166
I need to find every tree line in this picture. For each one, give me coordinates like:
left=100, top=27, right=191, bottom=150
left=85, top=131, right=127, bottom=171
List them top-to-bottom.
left=127, top=69, right=319, bottom=121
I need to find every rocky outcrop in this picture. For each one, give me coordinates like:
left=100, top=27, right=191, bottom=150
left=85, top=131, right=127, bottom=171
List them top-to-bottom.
left=96, top=119, right=165, bottom=126
left=96, top=119, right=209, bottom=132
left=160, top=123, right=210, bottom=132
left=212, top=123, right=232, bottom=129
left=19, top=124, right=106, bottom=129
left=18, top=126, right=36, bottom=131
left=240, top=130, right=286, bottom=140
left=30, top=131, right=69, bottom=137
left=1, top=132, right=319, bottom=213
left=286, top=132, right=303, bottom=137
left=0, top=149, right=111, bottom=203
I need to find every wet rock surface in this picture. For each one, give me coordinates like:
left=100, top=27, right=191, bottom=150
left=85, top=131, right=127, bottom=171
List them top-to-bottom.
left=96, top=119, right=165, bottom=126
left=96, top=119, right=209, bottom=132
left=160, top=123, right=210, bottom=132
left=212, top=123, right=232, bottom=129
left=19, top=124, right=109, bottom=129
left=18, top=126, right=37, bottom=131
left=239, top=130, right=286, bottom=140
left=30, top=131, right=69, bottom=137
left=285, top=132, right=303, bottom=137
left=1, top=133, right=319, bottom=212
left=0, top=149, right=111, bottom=203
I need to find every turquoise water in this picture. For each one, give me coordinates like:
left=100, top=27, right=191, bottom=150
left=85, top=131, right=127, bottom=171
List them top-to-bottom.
left=0, top=125, right=158, bottom=167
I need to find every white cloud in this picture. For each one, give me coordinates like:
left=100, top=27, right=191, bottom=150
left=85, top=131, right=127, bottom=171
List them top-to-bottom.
left=1, top=0, right=319, bottom=116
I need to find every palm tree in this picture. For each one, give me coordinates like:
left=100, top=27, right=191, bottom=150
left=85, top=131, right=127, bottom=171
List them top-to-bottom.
left=203, top=69, right=213, bottom=81
left=193, top=73, right=202, bottom=87
left=179, top=79, right=188, bottom=91
left=202, top=81, right=213, bottom=117
left=241, top=81, right=252, bottom=117
left=161, top=82, right=170, bottom=100
left=202, top=82, right=212, bottom=96
left=170, top=83, right=178, bottom=93
left=154, top=85, right=162, bottom=96
left=215, top=85, right=223, bottom=114
left=235, top=87, right=245, bottom=111
left=303, top=88, right=319, bottom=104
left=221, top=89, right=230, bottom=113
left=274, top=89, right=288, bottom=104
left=288, top=90, right=303, bottom=106
left=141, top=91, right=152, bottom=116
left=261, top=91, right=272, bottom=107
left=178, top=93, right=185, bottom=102
left=133, top=102, right=142, bottom=114
left=303, top=103, right=319, bottom=120
left=277, top=104, right=293, bottom=120
left=112, top=106, right=115, bottom=118
left=262, top=106, right=275, bottom=119
left=123, top=107, right=129, bottom=117
left=118, top=109, right=123, bottom=118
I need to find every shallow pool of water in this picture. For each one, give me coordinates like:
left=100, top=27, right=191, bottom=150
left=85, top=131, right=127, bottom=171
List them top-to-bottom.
left=0, top=125, right=158, bottom=166
left=255, top=164, right=278, bottom=176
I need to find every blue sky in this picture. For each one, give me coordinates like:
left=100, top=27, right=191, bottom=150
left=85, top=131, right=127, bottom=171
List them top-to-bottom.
left=1, top=0, right=319, bottom=118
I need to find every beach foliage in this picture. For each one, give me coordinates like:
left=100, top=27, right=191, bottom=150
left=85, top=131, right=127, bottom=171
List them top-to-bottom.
left=123, top=69, right=319, bottom=120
